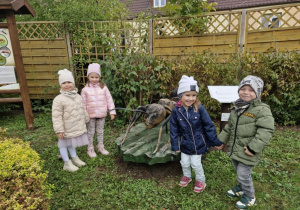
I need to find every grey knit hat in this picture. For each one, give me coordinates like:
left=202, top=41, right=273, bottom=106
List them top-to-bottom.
left=177, top=75, right=199, bottom=95
left=238, top=75, right=264, bottom=98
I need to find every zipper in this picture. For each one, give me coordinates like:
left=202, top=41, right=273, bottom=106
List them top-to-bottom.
left=179, top=107, right=198, bottom=154
left=229, top=107, right=249, bottom=157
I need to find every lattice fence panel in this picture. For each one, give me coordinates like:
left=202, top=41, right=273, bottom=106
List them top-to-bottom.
left=247, top=5, right=300, bottom=31
left=153, top=11, right=241, bottom=38
left=70, top=20, right=150, bottom=88
left=17, top=21, right=65, bottom=39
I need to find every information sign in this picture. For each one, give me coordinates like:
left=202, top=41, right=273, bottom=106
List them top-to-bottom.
left=208, top=86, right=239, bottom=103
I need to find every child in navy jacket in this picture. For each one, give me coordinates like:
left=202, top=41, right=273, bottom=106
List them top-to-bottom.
left=170, top=75, right=223, bottom=193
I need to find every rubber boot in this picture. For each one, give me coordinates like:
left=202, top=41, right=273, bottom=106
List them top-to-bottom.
left=72, top=156, right=86, bottom=167
left=63, top=160, right=79, bottom=172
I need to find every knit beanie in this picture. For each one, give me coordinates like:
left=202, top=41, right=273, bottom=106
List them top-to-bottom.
left=87, top=63, right=101, bottom=77
left=58, top=69, right=75, bottom=86
left=177, top=75, right=199, bottom=95
left=238, top=75, right=264, bottom=98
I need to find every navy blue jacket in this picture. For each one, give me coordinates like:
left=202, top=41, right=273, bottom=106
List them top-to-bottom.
left=170, top=102, right=222, bottom=155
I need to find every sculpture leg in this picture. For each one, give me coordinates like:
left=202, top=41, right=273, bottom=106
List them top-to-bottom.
left=121, top=107, right=145, bottom=145
left=153, top=115, right=171, bottom=154
left=162, top=137, right=171, bottom=152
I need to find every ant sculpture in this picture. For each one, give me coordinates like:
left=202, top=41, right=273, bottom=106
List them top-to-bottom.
left=119, top=89, right=179, bottom=154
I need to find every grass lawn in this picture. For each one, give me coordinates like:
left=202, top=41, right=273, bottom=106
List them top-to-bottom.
left=0, top=111, right=299, bottom=209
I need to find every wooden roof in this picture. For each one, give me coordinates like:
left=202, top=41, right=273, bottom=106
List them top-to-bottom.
left=0, top=0, right=35, bottom=16
left=208, top=0, right=300, bottom=11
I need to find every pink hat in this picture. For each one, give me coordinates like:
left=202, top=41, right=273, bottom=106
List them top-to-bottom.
left=87, top=63, right=101, bottom=77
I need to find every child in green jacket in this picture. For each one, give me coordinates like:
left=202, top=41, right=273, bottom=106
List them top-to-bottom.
left=216, top=75, right=274, bottom=209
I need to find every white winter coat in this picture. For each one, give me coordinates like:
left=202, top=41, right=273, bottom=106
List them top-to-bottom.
left=52, top=93, right=89, bottom=138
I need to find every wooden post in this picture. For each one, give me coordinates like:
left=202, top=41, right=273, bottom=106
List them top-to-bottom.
left=6, top=10, right=34, bottom=129
left=149, top=19, right=153, bottom=54
left=220, top=103, right=231, bottom=152
left=220, top=103, right=231, bottom=132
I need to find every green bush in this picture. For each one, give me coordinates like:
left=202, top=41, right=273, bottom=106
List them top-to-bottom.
left=95, top=50, right=299, bottom=125
left=159, top=50, right=300, bottom=125
left=100, top=51, right=172, bottom=110
left=0, top=128, right=52, bottom=209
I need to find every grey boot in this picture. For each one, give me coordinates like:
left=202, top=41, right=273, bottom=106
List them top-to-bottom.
left=72, top=156, right=86, bottom=167
left=63, top=160, right=79, bottom=172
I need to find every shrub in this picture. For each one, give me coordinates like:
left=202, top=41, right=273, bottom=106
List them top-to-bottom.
left=0, top=128, right=52, bottom=209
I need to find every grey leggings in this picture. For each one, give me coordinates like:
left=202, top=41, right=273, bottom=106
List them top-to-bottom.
left=87, top=118, right=105, bottom=149
left=232, top=159, right=255, bottom=198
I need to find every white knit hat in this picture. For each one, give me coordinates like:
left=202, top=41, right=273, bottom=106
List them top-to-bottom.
left=87, top=63, right=101, bottom=77
left=58, top=69, right=75, bottom=86
left=177, top=75, right=199, bottom=95
left=238, top=75, right=264, bottom=98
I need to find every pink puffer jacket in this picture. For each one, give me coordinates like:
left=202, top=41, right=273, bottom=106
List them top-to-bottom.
left=81, top=83, right=116, bottom=118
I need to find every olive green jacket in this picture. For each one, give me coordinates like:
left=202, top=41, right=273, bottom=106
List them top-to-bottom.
left=218, top=99, right=274, bottom=166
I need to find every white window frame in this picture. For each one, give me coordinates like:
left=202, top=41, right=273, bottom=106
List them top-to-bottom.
left=153, top=0, right=166, bottom=8
left=261, top=13, right=281, bottom=29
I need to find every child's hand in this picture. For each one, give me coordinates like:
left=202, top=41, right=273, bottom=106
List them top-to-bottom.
left=110, top=114, right=115, bottom=120
left=57, top=132, right=64, bottom=140
left=215, top=144, right=224, bottom=150
left=244, top=146, right=254, bottom=156
left=176, top=150, right=180, bottom=153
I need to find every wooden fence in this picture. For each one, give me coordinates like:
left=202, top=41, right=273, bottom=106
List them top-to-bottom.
left=15, top=3, right=300, bottom=99
left=152, top=3, right=300, bottom=56
left=17, top=20, right=149, bottom=99
left=17, top=21, right=69, bottom=99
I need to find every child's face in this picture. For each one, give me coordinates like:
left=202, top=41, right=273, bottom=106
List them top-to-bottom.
left=88, top=72, right=100, bottom=85
left=61, top=81, right=75, bottom=92
left=238, top=85, right=256, bottom=101
left=181, top=91, right=197, bottom=108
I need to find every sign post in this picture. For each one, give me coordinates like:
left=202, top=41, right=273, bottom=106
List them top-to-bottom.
left=0, top=1, right=35, bottom=130
left=208, top=86, right=239, bottom=132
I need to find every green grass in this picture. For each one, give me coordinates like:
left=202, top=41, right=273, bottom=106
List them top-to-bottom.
left=0, top=111, right=299, bottom=209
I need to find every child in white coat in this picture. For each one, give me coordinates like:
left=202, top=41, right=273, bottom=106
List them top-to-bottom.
left=52, top=69, right=90, bottom=172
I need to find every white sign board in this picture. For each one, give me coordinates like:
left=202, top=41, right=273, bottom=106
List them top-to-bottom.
left=0, top=28, right=15, bottom=66
left=0, top=66, right=17, bottom=84
left=208, top=86, right=239, bottom=103
left=221, top=113, right=230, bottom=121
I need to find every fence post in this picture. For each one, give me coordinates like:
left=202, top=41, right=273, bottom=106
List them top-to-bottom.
left=238, top=10, right=247, bottom=53
left=149, top=19, right=153, bottom=54
left=65, top=24, right=73, bottom=73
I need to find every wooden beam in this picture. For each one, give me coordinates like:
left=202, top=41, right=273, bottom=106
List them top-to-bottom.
left=6, top=10, right=34, bottom=130
left=0, top=89, right=21, bottom=94
left=0, top=98, right=23, bottom=103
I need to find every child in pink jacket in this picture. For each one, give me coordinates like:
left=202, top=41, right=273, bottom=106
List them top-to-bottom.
left=81, top=63, right=116, bottom=158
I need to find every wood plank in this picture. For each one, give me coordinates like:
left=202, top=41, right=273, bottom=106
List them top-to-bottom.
left=247, top=30, right=300, bottom=43
left=154, top=35, right=237, bottom=47
left=20, top=40, right=67, bottom=48
left=154, top=45, right=236, bottom=56
left=21, top=48, right=68, bottom=56
left=22, top=57, right=69, bottom=64
left=24, top=65, right=69, bottom=72
left=25, top=72, right=58, bottom=80
left=27, top=80, right=58, bottom=87
left=0, top=89, right=21, bottom=94
left=0, top=98, right=23, bottom=103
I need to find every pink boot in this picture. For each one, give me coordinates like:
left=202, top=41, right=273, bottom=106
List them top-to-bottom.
left=98, top=145, right=109, bottom=155
left=87, top=148, right=97, bottom=158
